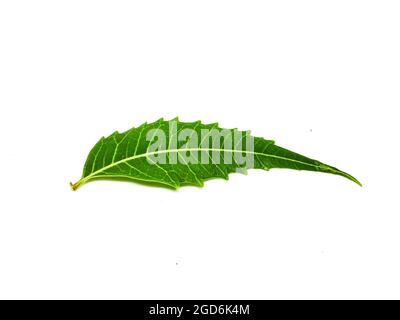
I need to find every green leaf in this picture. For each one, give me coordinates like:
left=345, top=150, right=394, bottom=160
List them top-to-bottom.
left=71, top=118, right=361, bottom=190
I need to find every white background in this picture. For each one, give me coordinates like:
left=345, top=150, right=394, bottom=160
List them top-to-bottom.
left=0, top=1, right=399, bottom=300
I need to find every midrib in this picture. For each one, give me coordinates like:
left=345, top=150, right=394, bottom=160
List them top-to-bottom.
left=81, top=148, right=321, bottom=184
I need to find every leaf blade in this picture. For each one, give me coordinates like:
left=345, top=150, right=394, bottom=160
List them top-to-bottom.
left=71, top=119, right=361, bottom=190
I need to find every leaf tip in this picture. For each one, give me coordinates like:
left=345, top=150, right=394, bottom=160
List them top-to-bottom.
left=337, top=169, right=362, bottom=187
left=352, top=177, right=362, bottom=187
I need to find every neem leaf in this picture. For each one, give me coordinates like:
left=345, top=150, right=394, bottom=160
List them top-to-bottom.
left=70, top=118, right=361, bottom=190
